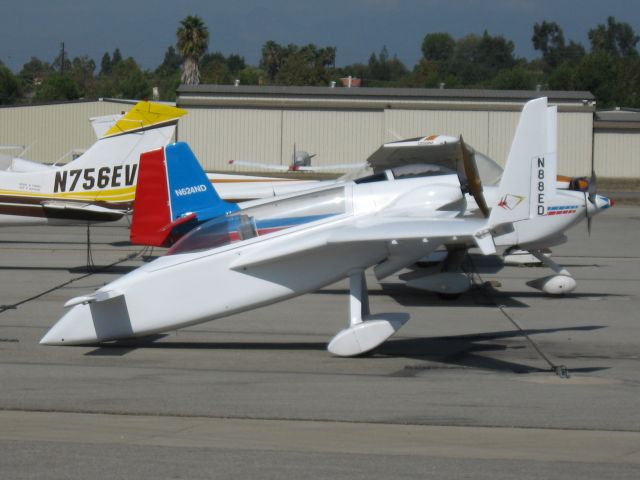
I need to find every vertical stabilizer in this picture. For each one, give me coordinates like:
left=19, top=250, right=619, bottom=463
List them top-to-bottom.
left=490, top=97, right=548, bottom=228
left=67, top=101, right=187, bottom=172
left=130, top=142, right=238, bottom=247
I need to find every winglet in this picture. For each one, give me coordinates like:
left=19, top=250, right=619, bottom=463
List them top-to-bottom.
left=102, top=101, right=187, bottom=138
left=130, top=142, right=239, bottom=247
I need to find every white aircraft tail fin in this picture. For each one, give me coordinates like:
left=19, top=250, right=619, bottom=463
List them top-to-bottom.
left=489, top=97, right=550, bottom=228
left=49, top=102, right=187, bottom=200
left=66, top=102, right=187, bottom=171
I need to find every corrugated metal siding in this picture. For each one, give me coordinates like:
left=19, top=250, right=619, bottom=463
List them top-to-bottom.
left=0, top=99, right=619, bottom=179
left=0, top=102, right=131, bottom=164
left=178, top=108, right=281, bottom=171
left=282, top=110, right=384, bottom=166
left=485, top=111, right=593, bottom=175
left=486, top=111, right=520, bottom=165
left=557, top=112, right=593, bottom=176
left=594, top=131, right=640, bottom=177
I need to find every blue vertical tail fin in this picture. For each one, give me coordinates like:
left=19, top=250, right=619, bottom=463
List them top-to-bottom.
left=130, top=142, right=238, bottom=247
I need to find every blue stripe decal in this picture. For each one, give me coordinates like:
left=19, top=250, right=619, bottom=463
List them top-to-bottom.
left=548, top=205, right=579, bottom=211
left=255, top=214, right=334, bottom=230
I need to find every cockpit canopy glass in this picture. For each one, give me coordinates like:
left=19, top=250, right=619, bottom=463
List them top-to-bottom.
left=168, top=186, right=347, bottom=255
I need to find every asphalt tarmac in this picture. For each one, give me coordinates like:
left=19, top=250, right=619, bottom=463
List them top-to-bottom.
left=0, top=206, right=639, bottom=479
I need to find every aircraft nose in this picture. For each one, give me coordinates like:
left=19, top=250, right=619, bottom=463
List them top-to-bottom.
left=586, top=194, right=613, bottom=216
left=595, top=195, right=613, bottom=211
left=40, top=304, right=99, bottom=345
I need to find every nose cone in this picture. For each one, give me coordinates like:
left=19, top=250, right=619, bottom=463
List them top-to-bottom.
left=587, top=194, right=613, bottom=217
left=40, top=304, right=99, bottom=345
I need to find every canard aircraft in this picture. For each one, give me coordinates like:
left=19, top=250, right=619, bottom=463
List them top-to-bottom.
left=42, top=97, right=605, bottom=356
left=133, top=97, right=611, bottom=297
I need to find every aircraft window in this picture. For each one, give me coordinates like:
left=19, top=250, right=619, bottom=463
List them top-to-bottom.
left=391, top=163, right=455, bottom=179
left=339, top=164, right=374, bottom=182
left=354, top=172, right=388, bottom=184
left=168, top=186, right=346, bottom=255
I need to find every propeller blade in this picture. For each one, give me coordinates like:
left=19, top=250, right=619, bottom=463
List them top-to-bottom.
left=459, top=135, right=490, bottom=218
left=588, top=168, right=598, bottom=204
left=583, top=191, right=592, bottom=237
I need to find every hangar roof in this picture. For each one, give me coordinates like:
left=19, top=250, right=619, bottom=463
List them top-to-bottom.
left=177, top=85, right=595, bottom=112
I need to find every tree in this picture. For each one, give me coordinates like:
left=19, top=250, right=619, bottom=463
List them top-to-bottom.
left=176, top=15, right=209, bottom=85
left=589, top=16, right=639, bottom=57
left=532, top=21, right=585, bottom=70
left=447, top=31, right=518, bottom=86
left=421, top=33, right=455, bottom=63
left=260, top=40, right=284, bottom=82
left=259, top=41, right=336, bottom=85
left=274, top=44, right=336, bottom=86
left=152, top=46, right=183, bottom=99
left=156, top=46, right=182, bottom=76
left=366, top=46, right=407, bottom=83
left=112, top=48, right=123, bottom=66
left=99, top=52, right=112, bottom=76
left=200, top=52, right=232, bottom=84
left=572, top=52, right=617, bottom=106
left=226, top=54, right=245, bottom=74
left=69, top=56, right=96, bottom=97
left=18, top=57, right=52, bottom=92
left=112, top=57, right=150, bottom=99
left=0, top=63, right=21, bottom=104
left=490, top=66, right=537, bottom=90
left=33, top=73, right=80, bottom=102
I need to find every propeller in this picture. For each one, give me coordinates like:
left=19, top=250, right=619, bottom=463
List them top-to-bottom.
left=459, top=135, right=490, bottom=218
left=584, top=168, right=597, bottom=235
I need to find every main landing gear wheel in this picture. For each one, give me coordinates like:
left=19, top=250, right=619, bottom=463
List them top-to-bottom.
left=327, top=270, right=408, bottom=357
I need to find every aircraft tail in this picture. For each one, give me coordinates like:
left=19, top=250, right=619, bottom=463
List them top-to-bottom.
left=489, top=97, right=554, bottom=228
left=50, top=102, right=187, bottom=205
left=130, top=142, right=239, bottom=247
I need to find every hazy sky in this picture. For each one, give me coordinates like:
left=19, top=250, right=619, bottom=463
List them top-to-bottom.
left=1, top=0, right=638, bottom=72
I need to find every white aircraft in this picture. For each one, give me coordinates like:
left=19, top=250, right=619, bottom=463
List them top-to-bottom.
left=42, top=98, right=598, bottom=356
left=140, top=99, right=612, bottom=296
left=0, top=101, right=188, bottom=225
left=0, top=102, right=328, bottom=227
left=345, top=104, right=611, bottom=296
left=229, top=143, right=365, bottom=172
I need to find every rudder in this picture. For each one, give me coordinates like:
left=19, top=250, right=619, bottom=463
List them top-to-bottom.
left=130, top=142, right=238, bottom=247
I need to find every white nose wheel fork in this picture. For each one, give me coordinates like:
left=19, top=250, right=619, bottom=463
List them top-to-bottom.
left=526, top=249, right=577, bottom=295
left=327, top=270, right=408, bottom=357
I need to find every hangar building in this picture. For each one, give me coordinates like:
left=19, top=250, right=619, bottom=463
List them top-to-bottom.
left=0, top=87, right=638, bottom=179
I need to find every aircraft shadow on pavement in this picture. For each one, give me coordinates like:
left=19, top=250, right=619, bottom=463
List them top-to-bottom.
left=0, top=239, right=110, bottom=246
left=110, top=241, right=132, bottom=247
left=0, top=265, right=140, bottom=274
left=68, top=265, right=140, bottom=275
left=313, top=284, right=530, bottom=308
left=83, top=325, right=608, bottom=376
left=379, top=325, right=608, bottom=375
left=84, top=334, right=326, bottom=357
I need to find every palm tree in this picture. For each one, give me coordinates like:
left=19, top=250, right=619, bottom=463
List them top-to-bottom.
left=176, top=15, right=209, bottom=85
